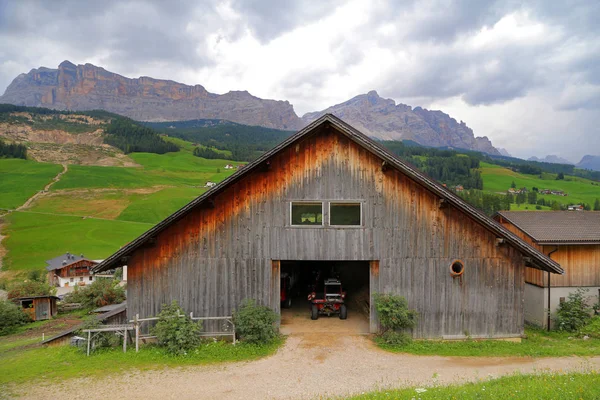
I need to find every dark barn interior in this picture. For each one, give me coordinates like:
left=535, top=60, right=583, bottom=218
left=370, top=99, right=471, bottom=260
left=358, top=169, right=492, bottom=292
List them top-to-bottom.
left=279, top=261, right=370, bottom=334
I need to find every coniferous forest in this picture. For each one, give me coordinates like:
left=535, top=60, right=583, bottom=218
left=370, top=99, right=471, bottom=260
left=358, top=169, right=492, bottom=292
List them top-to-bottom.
left=0, top=138, right=27, bottom=159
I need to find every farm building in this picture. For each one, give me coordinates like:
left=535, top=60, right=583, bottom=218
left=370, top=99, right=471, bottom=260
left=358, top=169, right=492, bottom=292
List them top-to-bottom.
left=94, top=114, right=562, bottom=339
left=494, top=211, right=600, bottom=328
left=46, top=252, right=99, bottom=287
left=15, top=295, right=59, bottom=321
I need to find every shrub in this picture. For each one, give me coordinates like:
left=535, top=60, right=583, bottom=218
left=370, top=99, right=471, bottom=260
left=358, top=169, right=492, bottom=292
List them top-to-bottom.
left=64, top=278, right=125, bottom=308
left=7, top=280, right=56, bottom=299
left=554, top=288, right=592, bottom=332
left=373, top=293, right=418, bottom=332
left=373, top=293, right=418, bottom=346
left=233, top=299, right=279, bottom=344
left=0, top=300, right=30, bottom=335
left=152, top=301, right=202, bottom=355
left=580, top=316, right=600, bottom=339
left=379, top=330, right=413, bottom=346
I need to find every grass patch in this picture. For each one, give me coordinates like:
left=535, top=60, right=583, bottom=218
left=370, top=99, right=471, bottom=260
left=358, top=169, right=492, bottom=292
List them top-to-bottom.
left=0, top=159, right=62, bottom=209
left=117, top=186, right=205, bottom=224
left=29, top=189, right=133, bottom=219
left=1, top=212, right=150, bottom=270
left=376, top=327, right=600, bottom=357
left=0, top=337, right=283, bottom=386
left=348, top=372, right=600, bottom=399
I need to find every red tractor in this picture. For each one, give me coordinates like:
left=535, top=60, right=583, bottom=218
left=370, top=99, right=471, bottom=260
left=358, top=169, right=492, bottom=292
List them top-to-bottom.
left=308, top=278, right=347, bottom=320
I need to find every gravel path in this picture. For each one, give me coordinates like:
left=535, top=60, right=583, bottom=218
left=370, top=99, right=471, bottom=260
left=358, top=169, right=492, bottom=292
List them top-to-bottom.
left=20, top=333, right=600, bottom=400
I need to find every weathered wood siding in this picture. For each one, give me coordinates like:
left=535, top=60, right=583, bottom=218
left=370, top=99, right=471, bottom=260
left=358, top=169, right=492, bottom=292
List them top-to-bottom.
left=128, top=126, right=526, bottom=338
left=497, top=218, right=600, bottom=288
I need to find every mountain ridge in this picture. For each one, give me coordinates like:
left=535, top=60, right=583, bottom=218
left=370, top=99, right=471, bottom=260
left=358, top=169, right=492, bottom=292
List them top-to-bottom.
left=1, top=61, right=499, bottom=155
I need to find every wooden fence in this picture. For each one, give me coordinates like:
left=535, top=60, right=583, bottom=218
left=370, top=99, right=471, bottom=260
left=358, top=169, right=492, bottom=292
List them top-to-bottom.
left=81, top=312, right=235, bottom=355
left=130, top=312, right=236, bottom=352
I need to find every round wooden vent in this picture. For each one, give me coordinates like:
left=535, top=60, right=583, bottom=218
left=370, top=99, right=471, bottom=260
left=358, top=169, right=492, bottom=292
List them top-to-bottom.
left=450, top=260, right=464, bottom=277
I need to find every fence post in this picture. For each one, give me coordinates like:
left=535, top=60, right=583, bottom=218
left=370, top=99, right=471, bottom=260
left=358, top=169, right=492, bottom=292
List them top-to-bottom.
left=135, top=314, right=139, bottom=353
left=232, top=321, right=236, bottom=345
left=123, top=328, right=127, bottom=353
left=86, top=330, right=91, bottom=356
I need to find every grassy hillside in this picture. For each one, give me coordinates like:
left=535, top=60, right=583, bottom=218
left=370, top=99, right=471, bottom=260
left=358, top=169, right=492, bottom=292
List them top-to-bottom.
left=0, top=138, right=240, bottom=272
left=0, top=159, right=63, bottom=209
left=481, top=162, right=600, bottom=206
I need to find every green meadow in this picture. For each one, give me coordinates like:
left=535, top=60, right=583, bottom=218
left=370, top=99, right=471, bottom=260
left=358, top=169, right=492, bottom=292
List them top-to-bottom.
left=0, top=139, right=240, bottom=272
left=0, top=159, right=62, bottom=210
left=480, top=162, right=600, bottom=206
left=1, top=212, right=151, bottom=270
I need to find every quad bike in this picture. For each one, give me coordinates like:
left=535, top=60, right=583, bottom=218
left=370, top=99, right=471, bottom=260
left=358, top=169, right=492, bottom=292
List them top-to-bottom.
left=308, top=278, right=347, bottom=320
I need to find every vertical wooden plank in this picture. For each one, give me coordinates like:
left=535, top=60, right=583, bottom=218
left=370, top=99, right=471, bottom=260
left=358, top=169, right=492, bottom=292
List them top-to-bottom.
left=271, top=260, right=281, bottom=326
left=370, top=260, right=379, bottom=334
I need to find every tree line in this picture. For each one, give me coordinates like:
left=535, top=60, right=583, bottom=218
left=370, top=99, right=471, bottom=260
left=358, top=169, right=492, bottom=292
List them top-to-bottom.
left=103, top=118, right=179, bottom=154
left=0, top=138, right=27, bottom=159
left=381, top=141, right=483, bottom=189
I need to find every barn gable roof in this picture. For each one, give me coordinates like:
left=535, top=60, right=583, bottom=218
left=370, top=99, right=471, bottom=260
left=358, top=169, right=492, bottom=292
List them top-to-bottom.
left=93, top=114, right=563, bottom=275
left=495, top=211, right=600, bottom=245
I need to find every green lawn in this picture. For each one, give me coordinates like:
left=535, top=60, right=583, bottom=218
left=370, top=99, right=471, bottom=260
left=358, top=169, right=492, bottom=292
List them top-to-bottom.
left=0, top=159, right=62, bottom=209
left=480, top=162, right=600, bottom=206
left=117, top=186, right=206, bottom=224
left=1, top=212, right=150, bottom=271
left=376, top=327, right=600, bottom=357
left=0, top=339, right=283, bottom=387
left=348, top=372, right=600, bottom=400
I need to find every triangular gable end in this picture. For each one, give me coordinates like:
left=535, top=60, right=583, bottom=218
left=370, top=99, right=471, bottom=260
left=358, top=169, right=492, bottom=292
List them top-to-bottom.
left=93, top=114, right=562, bottom=275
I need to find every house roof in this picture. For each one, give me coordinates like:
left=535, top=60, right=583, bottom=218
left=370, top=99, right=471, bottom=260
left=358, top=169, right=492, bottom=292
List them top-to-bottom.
left=92, top=114, right=563, bottom=275
left=495, top=211, right=600, bottom=245
left=45, top=253, right=96, bottom=271
left=16, top=295, right=60, bottom=301
left=41, top=302, right=127, bottom=345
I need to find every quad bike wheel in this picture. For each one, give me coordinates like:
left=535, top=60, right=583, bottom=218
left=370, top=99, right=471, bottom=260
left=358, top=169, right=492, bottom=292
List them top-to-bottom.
left=311, top=304, right=319, bottom=320
left=339, top=304, right=348, bottom=320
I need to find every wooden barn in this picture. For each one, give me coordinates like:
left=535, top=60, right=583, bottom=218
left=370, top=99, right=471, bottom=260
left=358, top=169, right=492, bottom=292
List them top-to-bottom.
left=94, top=115, right=562, bottom=339
left=495, top=211, right=600, bottom=328
left=16, top=295, right=59, bottom=321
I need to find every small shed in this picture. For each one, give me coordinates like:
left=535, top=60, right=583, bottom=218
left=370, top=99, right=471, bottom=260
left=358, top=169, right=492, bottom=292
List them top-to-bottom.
left=16, top=295, right=59, bottom=321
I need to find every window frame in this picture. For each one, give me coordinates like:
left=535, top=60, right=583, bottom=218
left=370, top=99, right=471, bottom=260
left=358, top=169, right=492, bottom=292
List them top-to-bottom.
left=289, top=201, right=324, bottom=227
left=328, top=201, right=363, bottom=227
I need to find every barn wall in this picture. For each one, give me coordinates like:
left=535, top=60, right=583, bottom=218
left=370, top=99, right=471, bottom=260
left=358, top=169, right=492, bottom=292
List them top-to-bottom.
left=128, top=126, right=526, bottom=338
left=497, top=219, right=600, bottom=288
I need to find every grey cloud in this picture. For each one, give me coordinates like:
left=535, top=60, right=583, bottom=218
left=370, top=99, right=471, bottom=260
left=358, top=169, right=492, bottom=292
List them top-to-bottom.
left=229, top=0, right=338, bottom=42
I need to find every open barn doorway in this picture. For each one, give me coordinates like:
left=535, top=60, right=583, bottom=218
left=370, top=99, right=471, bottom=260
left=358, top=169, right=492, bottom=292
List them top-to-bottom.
left=277, top=261, right=371, bottom=335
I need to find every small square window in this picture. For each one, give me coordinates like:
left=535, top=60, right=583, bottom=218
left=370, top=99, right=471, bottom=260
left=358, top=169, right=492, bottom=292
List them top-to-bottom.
left=291, top=202, right=323, bottom=226
left=330, top=202, right=361, bottom=226
left=89, top=276, right=93, bottom=281
left=70, top=277, right=74, bottom=282
left=79, top=277, right=84, bottom=281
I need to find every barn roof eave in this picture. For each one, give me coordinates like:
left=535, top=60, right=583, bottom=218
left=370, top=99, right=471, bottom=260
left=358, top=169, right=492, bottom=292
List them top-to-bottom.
left=92, top=114, right=563, bottom=275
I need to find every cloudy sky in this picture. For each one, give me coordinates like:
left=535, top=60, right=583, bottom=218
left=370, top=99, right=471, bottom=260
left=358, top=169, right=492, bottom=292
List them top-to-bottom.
left=0, top=0, right=598, bottom=161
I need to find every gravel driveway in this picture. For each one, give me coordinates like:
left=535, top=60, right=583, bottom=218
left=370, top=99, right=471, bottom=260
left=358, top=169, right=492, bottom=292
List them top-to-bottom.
left=21, top=333, right=600, bottom=400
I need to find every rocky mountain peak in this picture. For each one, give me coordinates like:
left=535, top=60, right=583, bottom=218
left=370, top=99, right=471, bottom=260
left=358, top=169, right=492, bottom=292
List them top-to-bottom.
left=58, top=60, right=76, bottom=70
left=0, top=61, right=302, bottom=129
left=1, top=63, right=500, bottom=154
left=302, top=92, right=500, bottom=155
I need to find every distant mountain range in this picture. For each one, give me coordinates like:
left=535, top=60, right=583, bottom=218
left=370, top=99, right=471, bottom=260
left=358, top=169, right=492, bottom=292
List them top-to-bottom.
left=0, top=61, right=501, bottom=155
left=526, top=154, right=600, bottom=172
left=528, top=155, right=574, bottom=165
left=577, top=155, right=600, bottom=172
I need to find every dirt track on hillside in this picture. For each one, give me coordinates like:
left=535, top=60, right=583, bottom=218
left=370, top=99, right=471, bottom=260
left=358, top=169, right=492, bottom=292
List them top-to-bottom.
left=17, top=333, right=600, bottom=400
